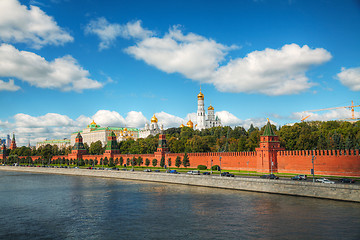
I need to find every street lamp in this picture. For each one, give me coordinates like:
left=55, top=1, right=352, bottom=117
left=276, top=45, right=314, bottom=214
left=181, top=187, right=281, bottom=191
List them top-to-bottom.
left=312, top=154, right=316, bottom=183
left=219, top=156, right=222, bottom=176
left=210, top=159, right=213, bottom=175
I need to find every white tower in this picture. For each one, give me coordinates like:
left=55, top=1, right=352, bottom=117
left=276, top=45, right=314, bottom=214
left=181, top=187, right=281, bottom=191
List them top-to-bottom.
left=196, top=89, right=206, bottom=130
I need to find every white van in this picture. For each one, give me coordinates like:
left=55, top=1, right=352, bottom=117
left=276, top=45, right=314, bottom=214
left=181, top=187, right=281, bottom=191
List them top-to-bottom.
left=187, top=170, right=200, bottom=175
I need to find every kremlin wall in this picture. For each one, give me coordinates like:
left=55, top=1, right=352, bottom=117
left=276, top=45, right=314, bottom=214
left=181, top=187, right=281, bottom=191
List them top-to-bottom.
left=1, top=121, right=359, bottom=177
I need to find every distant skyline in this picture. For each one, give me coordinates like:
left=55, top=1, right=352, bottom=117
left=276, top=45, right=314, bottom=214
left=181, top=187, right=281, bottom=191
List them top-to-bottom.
left=0, top=0, right=360, bottom=146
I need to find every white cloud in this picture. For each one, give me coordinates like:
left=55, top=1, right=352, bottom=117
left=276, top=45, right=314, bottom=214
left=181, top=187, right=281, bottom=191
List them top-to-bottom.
left=0, top=0, right=73, bottom=49
left=85, top=18, right=152, bottom=50
left=124, top=25, right=330, bottom=95
left=125, top=26, right=235, bottom=80
left=0, top=44, right=102, bottom=91
left=213, top=44, right=331, bottom=95
left=337, top=67, right=360, bottom=91
left=0, top=79, right=20, bottom=91
left=292, top=108, right=360, bottom=122
left=92, top=110, right=126, bottom=127
left=125, top=111, right=147, bottom=128
left=156, top=111, right=185, bottom=128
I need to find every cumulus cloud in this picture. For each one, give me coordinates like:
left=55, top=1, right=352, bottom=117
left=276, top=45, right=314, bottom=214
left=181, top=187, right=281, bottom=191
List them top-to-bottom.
left=0, top=0, right=73, bottom=49
left=85, top=18, right=152, bottom=50
left=123, top=24, right=330, bottom=95
left=126, top=26, right=235, bottom=80
left=0, top=44, right=102, bottom=91
left=213, top=44, right=332, bottom=95
left=337, top=67, right=360, bottom=91
left=0, top=79, right=20, bottom=91
left=292, top=108, right=360, bottom=122
left=92, top=110, right=126, bottom=127
left=125, top=111, right=147, bottom=128
left=156, top=111, right=185, bottom=128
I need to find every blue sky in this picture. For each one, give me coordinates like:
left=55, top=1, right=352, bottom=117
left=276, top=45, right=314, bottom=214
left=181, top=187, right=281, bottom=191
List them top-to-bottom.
left=0, top=0, right=360, bottom=146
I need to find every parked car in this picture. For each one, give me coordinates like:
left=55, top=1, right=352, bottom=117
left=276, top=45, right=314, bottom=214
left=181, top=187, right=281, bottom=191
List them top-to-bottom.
left=143, top=169, right=152, bottom=172
left=154, top=170, right=160, bottom=172
left=169, top=170, right=179, bottom=174
left=187, top=170, right=200, bottom=175
left=202, top=172, right=211, bottom=175
left=221, top=172, right=235, bottom=177
left=260, top=174, right=279, bottom=179
left=291, top=175, right=302, bottom=180
left=292, top=175, right=307, bottom=180
left=298, top=175, right=307, bottom=180
left=316, top=178, right=328, bottom=183
left=339, top=178, right=355, bottom=183
left=322, top=179, right=335, bottom=184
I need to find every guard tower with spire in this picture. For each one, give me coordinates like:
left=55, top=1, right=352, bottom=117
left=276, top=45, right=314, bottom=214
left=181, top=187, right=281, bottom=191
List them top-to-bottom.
left=256, top=120, right=284, bottom=173
left=154, top=129, right=169, bottom=159
left=104, top=131, right=120, bottom=158
left=68, top=132, right=87, bottom=160
left=10, top=133, right=17, bottom=150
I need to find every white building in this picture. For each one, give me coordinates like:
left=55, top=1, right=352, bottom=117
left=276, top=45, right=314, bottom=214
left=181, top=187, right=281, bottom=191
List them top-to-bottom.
left=195, top=89, right=222, bottom=130
left=139, top=114, right=162, bottom=138
left=70, top=120, right=139, bottom=147
left=36, top=139, right=71, bottom=150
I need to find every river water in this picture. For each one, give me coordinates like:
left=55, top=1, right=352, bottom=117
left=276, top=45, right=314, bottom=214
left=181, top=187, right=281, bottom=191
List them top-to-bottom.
left=0, top=171, right=359, bottom=240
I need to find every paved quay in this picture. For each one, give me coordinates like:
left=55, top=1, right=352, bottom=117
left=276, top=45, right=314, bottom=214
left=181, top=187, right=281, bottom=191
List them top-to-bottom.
left=1, top=166, right=359, bottom=202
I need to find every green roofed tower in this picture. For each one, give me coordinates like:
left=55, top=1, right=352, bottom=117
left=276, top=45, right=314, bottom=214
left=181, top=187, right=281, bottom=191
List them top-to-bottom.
left=255, top=119, right=284, bottom=173
left=262, top=119, right=276, bottom=136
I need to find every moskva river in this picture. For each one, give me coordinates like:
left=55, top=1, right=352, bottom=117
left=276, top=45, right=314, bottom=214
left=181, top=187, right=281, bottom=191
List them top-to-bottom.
left=0, top=171, right=359, bottom=240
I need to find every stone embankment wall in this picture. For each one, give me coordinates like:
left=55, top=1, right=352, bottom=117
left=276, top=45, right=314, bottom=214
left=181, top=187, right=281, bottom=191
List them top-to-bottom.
left=1, top=166, right=359, bottom=203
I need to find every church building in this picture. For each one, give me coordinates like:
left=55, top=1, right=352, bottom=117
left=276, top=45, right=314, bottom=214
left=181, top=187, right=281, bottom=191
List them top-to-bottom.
left=195, top=89, right=222, bottom=130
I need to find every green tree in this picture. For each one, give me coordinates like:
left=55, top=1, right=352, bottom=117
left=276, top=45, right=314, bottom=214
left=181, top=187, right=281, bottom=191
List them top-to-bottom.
left=89, top=140, right=104, bottom=155
left=40, top=144, right=54, bottom=164
left=182, top=153, right=190, bottom=167
left=137, top=156, right=143, bottom=166
left=160, top=156, right=165, bottom=168
left=175, top=156, right=182, bottom=168
left=119, top=157, right=124, bottom=166
left=145, top=158, right=150, bottom=167
left=152, top=159, right=158, bottom=167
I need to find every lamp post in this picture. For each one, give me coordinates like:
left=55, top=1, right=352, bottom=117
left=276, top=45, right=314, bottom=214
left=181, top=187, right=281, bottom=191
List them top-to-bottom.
left=312, top=154, right=316, bottom=183
left=219, top=156, right=222, bottom=176
left=270, top=156, right=273, bottom=175
left=210, top=159, right=213, bottom=175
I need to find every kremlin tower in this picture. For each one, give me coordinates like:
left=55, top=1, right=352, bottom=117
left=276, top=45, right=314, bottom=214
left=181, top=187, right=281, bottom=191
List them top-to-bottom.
left=10, top=133, right=17, bottom=150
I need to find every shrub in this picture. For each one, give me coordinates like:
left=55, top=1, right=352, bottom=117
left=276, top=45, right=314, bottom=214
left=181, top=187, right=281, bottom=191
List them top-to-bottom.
left=197, top=165, right=207, bottom=170
left=211, top=165, right=219, bottom=171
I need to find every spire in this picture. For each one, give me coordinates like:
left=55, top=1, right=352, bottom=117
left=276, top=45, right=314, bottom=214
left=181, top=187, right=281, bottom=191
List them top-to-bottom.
left=262, top=119, right=276, bottom=136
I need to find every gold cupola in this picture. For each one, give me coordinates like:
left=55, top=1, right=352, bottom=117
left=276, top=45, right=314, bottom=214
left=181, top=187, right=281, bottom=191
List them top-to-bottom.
left=197, top=90, right=204, bottom=100
left=208, top=105, right=214, bottom=110
left=151, top=114, right=158, bottom=123
left=187, top=119, right=194, bottom=128
left=180, top=123, right=185, bottom=128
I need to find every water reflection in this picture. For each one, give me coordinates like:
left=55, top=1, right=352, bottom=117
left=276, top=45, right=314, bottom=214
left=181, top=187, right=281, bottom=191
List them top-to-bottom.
left=0, top=171, right=359, bottom=240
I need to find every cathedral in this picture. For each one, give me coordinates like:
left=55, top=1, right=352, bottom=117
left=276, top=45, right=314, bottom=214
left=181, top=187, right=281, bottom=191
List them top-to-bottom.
left=195, top=89, right=221, bottom=130
left=139, top=114, right=162, bottom=138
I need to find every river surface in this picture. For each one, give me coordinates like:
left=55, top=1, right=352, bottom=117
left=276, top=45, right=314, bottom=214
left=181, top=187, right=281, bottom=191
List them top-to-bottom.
left=0, top=171, right=359, bottom=240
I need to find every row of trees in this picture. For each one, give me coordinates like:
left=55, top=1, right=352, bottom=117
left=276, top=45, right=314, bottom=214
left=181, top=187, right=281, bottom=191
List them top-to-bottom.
left=6, top=120, right=360, bottom=157
left=2, top=153, right=191, bottom=168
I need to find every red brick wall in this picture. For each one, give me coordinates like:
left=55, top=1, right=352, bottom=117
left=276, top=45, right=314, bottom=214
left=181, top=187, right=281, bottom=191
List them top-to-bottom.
left=277, top=150, right=360, bottom=176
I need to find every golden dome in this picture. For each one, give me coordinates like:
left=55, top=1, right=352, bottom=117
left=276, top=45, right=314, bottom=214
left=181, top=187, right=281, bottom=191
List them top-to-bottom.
left=197, top=90, right=204, bottom=100
left=208, top=105, right=214, bottom=110
left=151, top=114, right=158, bottom=123
left=187, top=119, right=193, bottom=128
left=90, top=120, right=96, bottom=125
left=180, top=124, right=185, bottom=128
left=124, top=128, right=127, bottom=132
